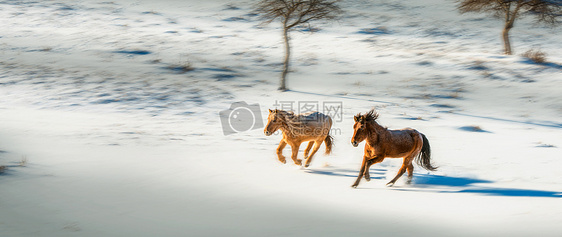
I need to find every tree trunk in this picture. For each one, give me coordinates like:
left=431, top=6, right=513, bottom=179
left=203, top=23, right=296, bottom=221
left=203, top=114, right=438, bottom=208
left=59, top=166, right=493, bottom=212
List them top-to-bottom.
left=501, top=3, right=521, bottom=55
left=280, top=26, right=290, bottom=91
left=502, top=26, right=512, bottom=55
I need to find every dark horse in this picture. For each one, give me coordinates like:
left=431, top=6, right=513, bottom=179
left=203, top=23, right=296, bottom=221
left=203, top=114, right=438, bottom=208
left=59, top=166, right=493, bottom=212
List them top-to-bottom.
left=351, top=109, right=436, bottom=188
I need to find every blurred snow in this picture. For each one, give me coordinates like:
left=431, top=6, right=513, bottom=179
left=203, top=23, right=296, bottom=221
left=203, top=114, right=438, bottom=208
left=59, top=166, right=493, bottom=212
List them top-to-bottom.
left=1, top=0, right=561, bottom=236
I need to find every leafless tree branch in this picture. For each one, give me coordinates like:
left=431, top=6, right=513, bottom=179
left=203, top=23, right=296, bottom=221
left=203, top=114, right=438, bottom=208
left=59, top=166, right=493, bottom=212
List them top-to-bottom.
left=253, top=0, right=343, bottom=91
left=457, top=0, right=561, bottom=54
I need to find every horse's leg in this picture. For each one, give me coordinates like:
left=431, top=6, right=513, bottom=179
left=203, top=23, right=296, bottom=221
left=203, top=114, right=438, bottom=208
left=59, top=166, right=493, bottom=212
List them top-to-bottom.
left=406, top=136, right=423, bottom=184
left=276, top=140, right=287, bottom=164
left=303, top=141, right=322, bottom=168
left=303, top=141, right=314, bottom=159
left=290, top=142, right=302, bottom=166
left=352, top=156, right=368, bottom=188
left=364, top=156, right=385, bottom=181
left=406, top=157, right=415, bottom=184
left=364, top=158, right=378, bottom=181
left=386, top=158, right=409, bottom=187
left=363, top=159, right=373, bottom=181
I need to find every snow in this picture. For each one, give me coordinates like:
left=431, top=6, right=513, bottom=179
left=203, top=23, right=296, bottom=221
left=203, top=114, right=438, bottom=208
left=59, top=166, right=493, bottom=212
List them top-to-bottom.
left=1, top=0, right=561, bottom=236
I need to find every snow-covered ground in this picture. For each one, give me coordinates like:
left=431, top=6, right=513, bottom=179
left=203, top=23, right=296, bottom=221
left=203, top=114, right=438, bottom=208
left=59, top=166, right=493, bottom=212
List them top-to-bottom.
left=1, top=0, right=561, bottom=236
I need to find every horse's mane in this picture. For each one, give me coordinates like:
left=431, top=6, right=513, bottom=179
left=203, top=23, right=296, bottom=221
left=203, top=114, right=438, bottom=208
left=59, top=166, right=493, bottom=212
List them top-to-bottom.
left=356, top=109, right=379, bottom=122
left=364, top=109, right=379, bottom=121
left=273, top=110, right=317, bottom=136
left=276, top=110, right=306, bottom=128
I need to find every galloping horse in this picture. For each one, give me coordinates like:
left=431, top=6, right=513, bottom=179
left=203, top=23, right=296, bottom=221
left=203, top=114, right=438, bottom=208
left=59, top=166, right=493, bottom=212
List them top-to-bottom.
left=264, top=109, right=333, bottom=167
left=351, top=109, right=436, bottom=188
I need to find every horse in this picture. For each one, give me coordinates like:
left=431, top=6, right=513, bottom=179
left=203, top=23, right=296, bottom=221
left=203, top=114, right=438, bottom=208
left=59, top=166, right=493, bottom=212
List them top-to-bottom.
left=264, top=109, right=333, bottom=167
left=350, top=109, right=436, bottom=188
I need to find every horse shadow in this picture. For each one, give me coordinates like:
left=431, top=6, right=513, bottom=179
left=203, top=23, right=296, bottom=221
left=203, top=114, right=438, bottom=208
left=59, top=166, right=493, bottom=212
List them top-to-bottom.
left=305, top=167, right=386, bottom=179
left=306, top=167, right=562, bottom=198
left=404, top=173, right=562, bottom=198
left=412, top=173, right=492, bottom=187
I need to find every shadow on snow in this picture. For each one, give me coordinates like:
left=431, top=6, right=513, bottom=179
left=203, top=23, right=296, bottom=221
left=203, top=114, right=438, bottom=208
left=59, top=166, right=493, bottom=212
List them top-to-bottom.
left=289, top=89, right=562, bottom=130
left=305, top=167, right=385, bottom=179
left=306, top=167, right=562, bottom=198
left=404, top=174, right=561, bottom=198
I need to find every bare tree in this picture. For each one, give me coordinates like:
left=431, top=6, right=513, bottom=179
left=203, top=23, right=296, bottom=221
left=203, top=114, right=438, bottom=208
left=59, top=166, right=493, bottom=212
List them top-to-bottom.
left=254, top=0, right=342, bottom=91
left=458, top=0, right=561, bottom=55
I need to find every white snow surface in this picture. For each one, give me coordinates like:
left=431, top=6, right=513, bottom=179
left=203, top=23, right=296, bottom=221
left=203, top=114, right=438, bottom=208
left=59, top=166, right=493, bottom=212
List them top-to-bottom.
left=1, top=0, right=561, bottom=236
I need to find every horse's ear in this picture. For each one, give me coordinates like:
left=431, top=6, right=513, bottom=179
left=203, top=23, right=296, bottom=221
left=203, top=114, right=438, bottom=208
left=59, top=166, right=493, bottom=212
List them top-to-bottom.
left=268, top=109, right=273, bottom=113
left=274, top=109, right=279, bottom=113
left=354, top=115, right=360, bottom=122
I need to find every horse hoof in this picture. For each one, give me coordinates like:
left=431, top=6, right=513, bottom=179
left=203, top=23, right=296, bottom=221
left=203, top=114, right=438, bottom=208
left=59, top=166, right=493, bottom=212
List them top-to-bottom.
left=365, top=177, right=371, bottom=182
left=386, top=182, right=395, bottom=187
left=351, top=185, right=358, bottom=188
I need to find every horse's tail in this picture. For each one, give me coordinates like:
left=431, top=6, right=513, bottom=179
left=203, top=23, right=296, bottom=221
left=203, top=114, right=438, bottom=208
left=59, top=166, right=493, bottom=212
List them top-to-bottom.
left=324, top=133, right=334, bottom=155
left=416, top=133, right=437, bottom=171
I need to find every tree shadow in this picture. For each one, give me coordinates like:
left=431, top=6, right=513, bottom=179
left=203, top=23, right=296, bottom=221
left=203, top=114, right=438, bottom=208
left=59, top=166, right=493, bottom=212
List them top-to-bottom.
left=289, top=89, right=562, bottom=130
left=289, top=89, right=395, bottom=105
left=453, top=112, right=562, bottom=129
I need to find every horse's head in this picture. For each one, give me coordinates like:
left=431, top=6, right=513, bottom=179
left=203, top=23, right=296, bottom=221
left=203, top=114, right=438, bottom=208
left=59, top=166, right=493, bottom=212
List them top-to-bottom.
left=264, top=109, right=283, bottom=136
left=351, top=109, right=378, bottom=147
left=351, top=114, right=367, bottom=147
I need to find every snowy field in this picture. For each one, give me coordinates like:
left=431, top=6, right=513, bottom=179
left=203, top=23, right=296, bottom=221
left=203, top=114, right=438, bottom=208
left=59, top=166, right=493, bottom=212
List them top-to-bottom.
left=1, top=0, right=561, bottom=236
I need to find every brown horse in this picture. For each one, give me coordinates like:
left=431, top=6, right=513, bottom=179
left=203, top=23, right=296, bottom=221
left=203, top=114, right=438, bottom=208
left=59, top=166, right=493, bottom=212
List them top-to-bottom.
left=264, top=109, right=333, bottom=167
left=351, top=109, right=436, bottom=188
